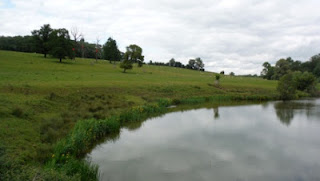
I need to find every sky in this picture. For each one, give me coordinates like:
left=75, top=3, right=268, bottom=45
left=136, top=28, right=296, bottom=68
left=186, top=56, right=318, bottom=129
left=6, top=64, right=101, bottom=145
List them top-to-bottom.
left=1, top=0, right=320, bottom=74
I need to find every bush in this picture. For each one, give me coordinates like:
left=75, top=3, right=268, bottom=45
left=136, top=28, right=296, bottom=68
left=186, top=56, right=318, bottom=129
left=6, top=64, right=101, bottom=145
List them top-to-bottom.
left=293, top=71, right=317, bottom=94
left=277, top=73, right=297, bottom=100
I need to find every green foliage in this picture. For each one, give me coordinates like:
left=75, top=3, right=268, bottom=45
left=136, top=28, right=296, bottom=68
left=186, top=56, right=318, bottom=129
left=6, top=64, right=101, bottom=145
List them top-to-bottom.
left=32, top=24, right=53, bottom=58
left=49, top=29, right=72, bottom=62
left=0, top=36, right=35, bottom=53
left=103, top=37, right=121, bottom=64
left=123, top=44, right=144, bottom=67
left=261, top=55, right=320, bottom=80
left=195, top=57, right=204, bottom=70
left=169, top=58, right=175, bottom=66
left=274, top=58, right=291, bottom=80
left=120, top=59, right=133, bottom=73
left=261, top=62, right=274, bottom=80
left=293, top=71, right=317, bottom=94
left=230, top=72, right=235, bottom=76
left=277, top=73, right=297, bottom=100
left=215, top=74, right=220, bottom=81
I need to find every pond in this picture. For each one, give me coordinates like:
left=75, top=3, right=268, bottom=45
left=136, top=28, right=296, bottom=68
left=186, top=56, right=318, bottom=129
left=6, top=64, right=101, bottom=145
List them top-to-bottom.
left=86, top=99, right=320, bottom=181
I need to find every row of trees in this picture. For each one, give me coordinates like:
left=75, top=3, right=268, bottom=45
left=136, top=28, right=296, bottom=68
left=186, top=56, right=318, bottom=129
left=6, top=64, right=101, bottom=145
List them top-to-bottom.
left=0, top=24, right=134, bottom=64
left=1, top=24, right=209, bottom=72
left=261, top=55, right=319, bottom=99
left=261, top=56, right=320, bottom=80
left=148, top=57, right=205, bottom=71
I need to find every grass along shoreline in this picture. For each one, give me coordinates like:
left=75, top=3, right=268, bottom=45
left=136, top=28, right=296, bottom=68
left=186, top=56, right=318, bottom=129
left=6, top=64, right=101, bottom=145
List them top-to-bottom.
left=45, top=94, right=278, bottom=180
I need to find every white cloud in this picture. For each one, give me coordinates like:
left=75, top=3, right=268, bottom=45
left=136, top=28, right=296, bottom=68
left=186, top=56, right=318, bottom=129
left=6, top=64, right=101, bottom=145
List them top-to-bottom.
left=1, top=0, right=320, bottom=74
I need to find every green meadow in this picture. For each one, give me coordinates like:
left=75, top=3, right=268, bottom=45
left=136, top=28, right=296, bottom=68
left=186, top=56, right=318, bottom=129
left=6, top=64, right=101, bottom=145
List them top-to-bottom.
left=0, top=50, right=279, bottom=180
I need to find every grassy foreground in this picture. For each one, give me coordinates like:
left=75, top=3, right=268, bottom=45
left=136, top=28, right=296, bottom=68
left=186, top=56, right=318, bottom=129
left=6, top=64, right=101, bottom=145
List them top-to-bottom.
left=0, top=50, right=279, bottom=180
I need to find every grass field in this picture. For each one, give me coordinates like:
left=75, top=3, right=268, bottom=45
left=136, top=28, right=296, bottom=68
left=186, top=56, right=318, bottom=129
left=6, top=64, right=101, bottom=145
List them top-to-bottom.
left=0, top=50, right=279, bottom=180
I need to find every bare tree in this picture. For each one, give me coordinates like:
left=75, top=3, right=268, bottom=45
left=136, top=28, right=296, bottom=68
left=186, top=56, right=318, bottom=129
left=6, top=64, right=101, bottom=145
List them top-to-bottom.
left=70, top=26, right=82, bottom=60
left=95, top=36, right=101, bottom=62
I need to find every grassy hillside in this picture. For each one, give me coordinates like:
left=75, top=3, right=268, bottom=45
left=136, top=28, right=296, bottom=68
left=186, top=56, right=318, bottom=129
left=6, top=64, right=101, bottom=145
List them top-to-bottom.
left=0, top=50, right=278, bottom=180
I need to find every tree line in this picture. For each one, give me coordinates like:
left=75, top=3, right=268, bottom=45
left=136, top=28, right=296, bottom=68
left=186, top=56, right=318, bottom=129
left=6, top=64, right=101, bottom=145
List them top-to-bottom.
left=0, top=24, right=207, bottom=72
left=261, top=55, right=320, bottom=99
left=148, top=57, right=205, bottom=71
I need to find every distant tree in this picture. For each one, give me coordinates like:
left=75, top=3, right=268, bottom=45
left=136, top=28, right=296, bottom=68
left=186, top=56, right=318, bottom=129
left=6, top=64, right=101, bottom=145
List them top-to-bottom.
left=31, top=24, right=53, bottom=58
left=70, top=26, right=82, bottom=60
left=49, top=28, right=72, bottom=63
left=0, top=36, right=34, bottom=52
left=79, top=37, right=85, bottom=58
left=95, top=37, right=102, bottom=62
left=103, top=37, right=121, bottom=64
left=124, top=44, right=144, bottom=67
left=195, top=57, right=204, bottom=70
left=169, top=58, right=175, bottom=67
left=274, top=58, right=291, bottom=79
left=188, top=59, right=196, bottom=69
left=175, top=61, right=183, bottom=68
left=261, top=62, right=275, bottom=80
left=220, top=71, right=225, bottom=75
left=230, top=72, right=235, bottom=76
left=215, top=74, right=221, bottom=85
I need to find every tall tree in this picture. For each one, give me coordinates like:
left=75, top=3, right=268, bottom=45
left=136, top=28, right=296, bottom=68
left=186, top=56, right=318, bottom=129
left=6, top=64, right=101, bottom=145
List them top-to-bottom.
left=31, top=24, right=53, bottom=58
left=49, top=28, right=72, bottom=63
left=103, top=37, right=121, bottom=64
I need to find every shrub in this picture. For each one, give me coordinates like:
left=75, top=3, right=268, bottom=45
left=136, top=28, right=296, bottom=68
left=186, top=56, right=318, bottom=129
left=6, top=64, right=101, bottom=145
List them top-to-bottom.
left=277, top=73, right=297, bottom=100
left=12, top=107, right=24, bottom=117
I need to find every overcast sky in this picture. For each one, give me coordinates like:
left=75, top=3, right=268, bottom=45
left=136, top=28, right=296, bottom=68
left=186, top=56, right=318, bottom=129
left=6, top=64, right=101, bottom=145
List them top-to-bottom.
left=1, top=0, right=320, bottom=74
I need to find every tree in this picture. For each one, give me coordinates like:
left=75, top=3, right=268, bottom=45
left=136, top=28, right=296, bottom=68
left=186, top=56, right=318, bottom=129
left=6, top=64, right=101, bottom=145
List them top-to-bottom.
left=31, top=24, right=53, bottom=58
left=70, top=27, right=82, bottom=60
left=49, top=28, right=72, bottom=63
left=95, top=37, right=101, bottom=62
left=103, top=37, right=121, bottom=64
left=124, top=44, right=144, bottom=67
left=195, top=57, right=204, bottom=70
left=169, top=58, right=175, bottom=67
left=274, top=58, right=291, bottom=80
left=120, top=59, right=133, bottom=73
left=188, top=59, right=196, bottom=69
left=261, top=62, right=275, bottom=80
left=230, top=72, right=235, bottom=76
left=277, top=73, right=296, bottom=100
left=215, top=74, right=221, bottom=86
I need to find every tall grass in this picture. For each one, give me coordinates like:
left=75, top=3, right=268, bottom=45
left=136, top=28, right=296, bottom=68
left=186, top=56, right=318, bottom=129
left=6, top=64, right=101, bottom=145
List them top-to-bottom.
left=46, top=99, right=171, bottom=180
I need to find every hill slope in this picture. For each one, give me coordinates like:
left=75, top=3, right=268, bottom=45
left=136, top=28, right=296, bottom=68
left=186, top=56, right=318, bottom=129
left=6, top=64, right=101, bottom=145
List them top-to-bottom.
left=0, top=50, right=277, bottom=179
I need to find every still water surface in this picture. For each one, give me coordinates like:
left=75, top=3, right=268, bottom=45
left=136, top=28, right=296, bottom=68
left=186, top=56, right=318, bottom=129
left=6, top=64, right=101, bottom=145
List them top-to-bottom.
left=87, top=99, right=320, bottom=181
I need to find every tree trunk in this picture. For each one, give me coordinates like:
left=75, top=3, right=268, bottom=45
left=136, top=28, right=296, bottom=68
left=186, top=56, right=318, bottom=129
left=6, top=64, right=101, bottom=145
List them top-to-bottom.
left=44, top=53, right=47, bottom=58
left=59, top=58, right=62, bottom=63
left=123, top=68, right=126, bottom=73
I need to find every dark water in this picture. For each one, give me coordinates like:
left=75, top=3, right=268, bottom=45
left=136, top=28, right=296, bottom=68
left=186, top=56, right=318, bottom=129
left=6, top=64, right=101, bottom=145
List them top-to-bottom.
left=87, top=99, right=320, bottom=181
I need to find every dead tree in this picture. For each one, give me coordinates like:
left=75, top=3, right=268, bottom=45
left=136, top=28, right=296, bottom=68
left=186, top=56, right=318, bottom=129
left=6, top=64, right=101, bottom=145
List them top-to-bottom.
left=70, top=26, right=82, bottom=60
left=95, top=36, right=101, bottom=62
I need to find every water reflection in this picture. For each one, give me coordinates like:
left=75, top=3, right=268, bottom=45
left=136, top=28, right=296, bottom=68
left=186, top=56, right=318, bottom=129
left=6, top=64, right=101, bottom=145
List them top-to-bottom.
left=87, top=99, right=320, bottom=181
left=274, top=100, right=317, bottom=126
left=213, top=107, right=219, bottom=119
